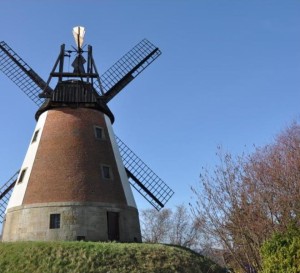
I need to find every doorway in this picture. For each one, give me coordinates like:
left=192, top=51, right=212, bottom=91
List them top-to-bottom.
left=107, top=211, right=120, bottom=241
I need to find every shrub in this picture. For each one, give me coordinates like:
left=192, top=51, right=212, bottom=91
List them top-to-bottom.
left=260, top=225, right=300, bottom=273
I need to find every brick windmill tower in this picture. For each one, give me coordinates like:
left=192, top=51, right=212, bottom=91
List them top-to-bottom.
left=0, top=27, right=173, bottom=242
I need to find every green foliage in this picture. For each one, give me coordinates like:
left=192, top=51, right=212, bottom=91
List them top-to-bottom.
left=260, top=226, right=300, bottom=273
left=0, top=241, right=226, bottom=273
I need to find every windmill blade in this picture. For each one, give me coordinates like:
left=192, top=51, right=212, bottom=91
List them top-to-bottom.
left=99, top=39, right=161, bottom=103
left=0, top=41, right=53, bottom=106
left=115, top=136, right=174, bottom=211
left=0, top=171, right=19, bottom=224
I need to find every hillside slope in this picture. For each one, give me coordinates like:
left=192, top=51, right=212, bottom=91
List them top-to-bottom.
left=0, top=241, right=226, bottom=273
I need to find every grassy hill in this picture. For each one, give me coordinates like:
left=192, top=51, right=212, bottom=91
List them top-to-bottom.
left=0, top=241, right=226, bottom=273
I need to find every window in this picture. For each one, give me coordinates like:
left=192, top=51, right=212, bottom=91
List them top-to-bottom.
left=94, top=126, right=104, bottom=140
left=31, top=130, right=39, bottom=143
left=102, top=165, right=113, bottom=180
left=18, top=168, right=27, bottom=184
left=49, top=214, right=61, bottom=229
left=77, top=236, right=85, bottom=241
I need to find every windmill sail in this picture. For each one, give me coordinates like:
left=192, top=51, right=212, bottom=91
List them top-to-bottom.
left=99, top=39, right=161, bottom=102
left=0, top=41, right=52, bottom=106
left=115, top=136, right=174, bottom=211
left=0, top=171, right=19, bottom=223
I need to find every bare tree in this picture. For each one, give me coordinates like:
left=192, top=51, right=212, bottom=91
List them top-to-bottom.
left=191, top=122, right=300, bottom=273
left=140, top=204, right=202, bottom=249
left=169, top=204, right=202, bottom=248
left=140, top=208, right=172, bottom=243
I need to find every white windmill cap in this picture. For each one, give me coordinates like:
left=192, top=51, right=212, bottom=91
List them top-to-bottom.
left=72, top=26, right=85, bottom=49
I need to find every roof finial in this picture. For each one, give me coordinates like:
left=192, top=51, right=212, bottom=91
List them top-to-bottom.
left=72, top=26, right=85, bottom=52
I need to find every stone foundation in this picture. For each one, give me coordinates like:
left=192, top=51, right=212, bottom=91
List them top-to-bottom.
left=2, top=202, right=141, bottom=242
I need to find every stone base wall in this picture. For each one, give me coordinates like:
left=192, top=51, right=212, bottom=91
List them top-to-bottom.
left=2, top=202, right=141, bottom=242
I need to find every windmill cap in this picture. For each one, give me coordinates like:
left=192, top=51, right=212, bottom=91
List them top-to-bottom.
left=35, top=80, right=114, bottom=123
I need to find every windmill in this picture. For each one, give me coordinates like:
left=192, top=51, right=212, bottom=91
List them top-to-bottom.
left=0, top=27, right=174, bottom=242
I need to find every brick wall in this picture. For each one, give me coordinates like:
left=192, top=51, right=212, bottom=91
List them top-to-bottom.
left=23, top=108, right=127, bottom=205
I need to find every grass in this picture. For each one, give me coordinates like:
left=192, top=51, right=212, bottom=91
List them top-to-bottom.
left=0, top=241, right=226, bottom=273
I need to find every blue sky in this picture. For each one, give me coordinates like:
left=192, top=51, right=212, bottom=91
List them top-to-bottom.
left=0, top=1, right=300, bottom=211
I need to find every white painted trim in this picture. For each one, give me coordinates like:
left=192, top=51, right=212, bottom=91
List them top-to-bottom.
left=6, top=111, right=48, bottom=210
left=104, top=115, right=137, bottom=208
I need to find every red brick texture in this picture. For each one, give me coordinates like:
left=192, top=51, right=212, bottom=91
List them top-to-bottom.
left=23, top=108, right=128, bottom=205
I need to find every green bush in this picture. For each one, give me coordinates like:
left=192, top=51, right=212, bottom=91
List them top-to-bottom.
left=260, top=225, right=300, bottom=273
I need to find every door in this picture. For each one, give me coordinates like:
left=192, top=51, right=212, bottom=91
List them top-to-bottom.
left=107, top=211, right=120, bottom=241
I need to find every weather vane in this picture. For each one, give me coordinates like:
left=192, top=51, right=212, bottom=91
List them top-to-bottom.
left=72, top=26, right=85, bottom=52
